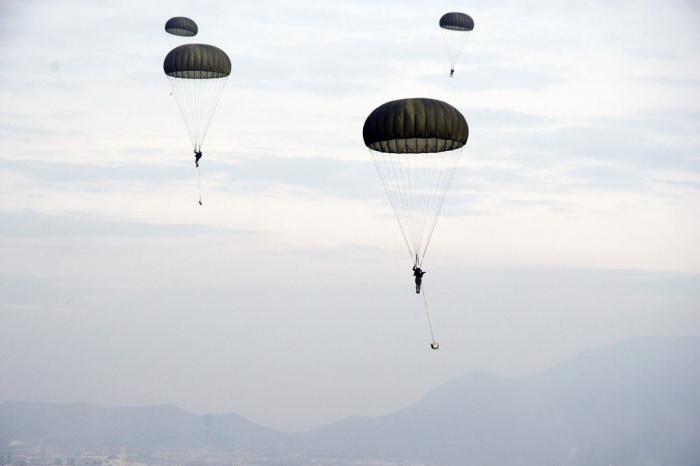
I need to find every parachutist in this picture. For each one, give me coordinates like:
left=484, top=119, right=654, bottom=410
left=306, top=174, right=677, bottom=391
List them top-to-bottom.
left=440, top=12, right=473, bottom=80
left=363, top=99, right=466, bottom=345
left=194, top=150, right=202, bottom=167
left=413, top=266, right=426, bottom=294
left=431, top=342, right=440, bottom=350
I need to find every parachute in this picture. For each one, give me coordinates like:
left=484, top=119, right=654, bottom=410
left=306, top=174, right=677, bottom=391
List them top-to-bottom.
left=439, top=12, right=474, bottom=76
left=165, top=17, right=198, bottom=48
left=164, top=44, right=230, bottom=204
left=164, top=44, right=230, bottom=159
left=363, top=98, right=468, bottom=267
left=364, top=98, right=468, bottom=349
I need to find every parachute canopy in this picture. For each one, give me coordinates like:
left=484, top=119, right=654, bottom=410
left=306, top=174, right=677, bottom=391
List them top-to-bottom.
left=439, top=12, right=474, bottom=31
left=439, top=12, right=474, bottom=73
left=165, top=17, right=198, bottom=37
left=163, top=44, right=231, bottom=153
left=164, top=44, right=231, bottom=79
left=363, top=98, right=468, bottom=153
left=364, top=98, right=468, bottom=265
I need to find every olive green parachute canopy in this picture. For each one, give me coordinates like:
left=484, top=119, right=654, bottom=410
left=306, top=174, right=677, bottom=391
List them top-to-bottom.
left=439, top=12, right=474, bottom=31
left=165, top=17, right=198, bottom=37
left=163, top=44, right=231, bottom=79
left=164, top=44, right=230, bottom=156
left=363, top=98, right=468, bottom=153
left=364, top=98, right=469, bottom=265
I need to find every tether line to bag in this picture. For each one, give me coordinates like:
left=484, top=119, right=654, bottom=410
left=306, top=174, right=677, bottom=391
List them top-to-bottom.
left=198, top=165, right=202, bottom=205
left=421, top=283, right=438, bottom=349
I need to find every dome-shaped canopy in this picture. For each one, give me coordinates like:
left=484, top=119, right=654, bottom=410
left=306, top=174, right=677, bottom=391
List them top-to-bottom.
left=439, top=12, right=474, bottom=31
left=165, top=17, right=198, bottom=37
left=163, top=44, right=231, bottom=79
left=363, top=98, right=468, bottom=153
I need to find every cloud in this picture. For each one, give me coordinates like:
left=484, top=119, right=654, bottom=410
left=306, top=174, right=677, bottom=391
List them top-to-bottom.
left=419, top=64, right=567, bottom=91
left=632, top=76, right=700, bottom=88
left=0, top=122, right=64, bottom=138
left=211, top=155, right=380, bottom=198
left=0, top=159, right=190, bottom=190
left=0, top=210, right=264, bottom=239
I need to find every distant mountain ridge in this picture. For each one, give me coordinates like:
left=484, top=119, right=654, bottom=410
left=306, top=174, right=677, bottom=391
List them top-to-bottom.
left=2, top=336, right=699, bottom=465
left=299, top=336, right=700, bottom=464
left=0, top=401, right=286, bottom=453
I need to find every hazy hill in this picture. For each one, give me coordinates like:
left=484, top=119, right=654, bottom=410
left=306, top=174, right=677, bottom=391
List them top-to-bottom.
left=2, top=336, right=699, bottom=465
left=299, top=336, right=700, bottom=465
left=0, top=402, right=286, bottom=453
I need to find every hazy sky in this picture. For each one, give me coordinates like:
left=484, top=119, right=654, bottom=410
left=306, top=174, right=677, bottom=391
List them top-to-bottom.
left=1, top=0, right=699, bottom=432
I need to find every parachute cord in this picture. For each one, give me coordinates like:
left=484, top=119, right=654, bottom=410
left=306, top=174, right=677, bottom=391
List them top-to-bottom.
left=198, top=165, right=202, bottom=205
left=421, top=284, right=437, bottom=345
